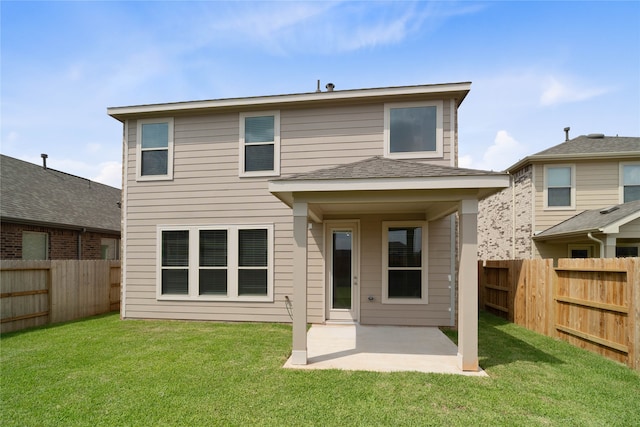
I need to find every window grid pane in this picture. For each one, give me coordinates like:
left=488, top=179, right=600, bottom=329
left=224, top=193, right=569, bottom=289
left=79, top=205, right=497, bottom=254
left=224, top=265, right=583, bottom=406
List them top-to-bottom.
left=390, top=106, right=437, bottom=153
left=245, top=116, right=274, bottom=143
left=141, top=123, right=169, bottom=149
left=245, top=144, right=274, bottom=172
left=141, top=150, right=168, bottom=176
left=623, top=165, right=640, bottom=185
left=547, top=167, right=571, bottom=186
left=623, top=186, right=640, bottom=203
left=548, top=188, right=571, bottom=207
left=388, top=227, right=422, bottom=267
left=239, top=229, right=268, bottom=267
left=200, top=230, right=227, bottom=267
left=162, top=231, right=188, bottom=266
left=162, top=269, right=188, bottom=294
left=199, top=269, right=227, bottom=295
left=238, top=269, right=268, bottom=295
left=388, top=270, right=422, bottom=298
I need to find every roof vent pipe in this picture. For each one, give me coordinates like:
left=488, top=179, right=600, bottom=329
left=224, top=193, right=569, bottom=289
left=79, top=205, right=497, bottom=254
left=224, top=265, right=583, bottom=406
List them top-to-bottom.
left=316, top=80, right=321, bottom=93
left=325, top=83, right=335, bottom=92
left=564, top=127, right=570, bottom=141
left=41, top=153, right=48, bottom=170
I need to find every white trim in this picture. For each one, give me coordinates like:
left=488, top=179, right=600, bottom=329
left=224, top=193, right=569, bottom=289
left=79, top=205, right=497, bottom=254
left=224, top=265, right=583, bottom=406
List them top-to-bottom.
left=108, top=82, right=471, bottom=120
left=450, top=99, right=456, bottom=167
left=384, top=100, right=444, bottom=159
left=239, top=111, right=281, bottom=177
left=136, top=117, right=174, bottom=181
left=121, top=120, right=128, bottom=318
left=619, top=161, right=640, bottom=203
left=543, top=164, right=575, bottom=210
left=269, top=174, right=510, bottom=194
left=325, top=220, right=360, bottom=322
left=381, top=221, right=428, bottom=304
left=156, top=224, right=274, bottom=302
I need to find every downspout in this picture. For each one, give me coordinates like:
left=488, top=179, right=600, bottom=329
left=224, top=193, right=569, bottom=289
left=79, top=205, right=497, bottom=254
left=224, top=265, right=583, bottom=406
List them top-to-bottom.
left=511, top=171, right=516, bottom=258
left=587, top=232, right=604, bottom=258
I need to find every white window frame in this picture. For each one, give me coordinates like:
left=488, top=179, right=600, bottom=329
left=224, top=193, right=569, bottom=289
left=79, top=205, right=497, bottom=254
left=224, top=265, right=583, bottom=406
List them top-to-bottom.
left=384, top=100, right=443, bottom=159
left=239, top=111, right=280, bottom=177
left=136, top=117, right=174, bottom=181
left=619, top=162, right=640, bottom=203
left=543, top=164, right=576, bottom=210
left=381, top=221, right=428, bottom=304
left=156, top=224, right=274, bottom=302
left=22, top=231, right=48, bottom=260
left=101, top=238, right=120, bottom=260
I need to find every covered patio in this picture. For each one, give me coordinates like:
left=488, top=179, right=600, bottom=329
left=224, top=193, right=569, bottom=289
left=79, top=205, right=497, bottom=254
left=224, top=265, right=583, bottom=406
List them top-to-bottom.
left=269, top=157, right=509, bottom=373
left=283, top=323, right=488, bottom=376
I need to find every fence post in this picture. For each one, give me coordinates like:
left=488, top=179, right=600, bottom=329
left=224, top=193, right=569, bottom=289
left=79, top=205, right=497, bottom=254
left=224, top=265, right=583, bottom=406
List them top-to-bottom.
left=632, top=258, right=640, bottom=371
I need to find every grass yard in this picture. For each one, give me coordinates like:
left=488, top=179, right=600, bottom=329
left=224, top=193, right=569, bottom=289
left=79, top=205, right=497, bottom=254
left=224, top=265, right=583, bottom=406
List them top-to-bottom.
left=2, top=312, right=639, bottom=426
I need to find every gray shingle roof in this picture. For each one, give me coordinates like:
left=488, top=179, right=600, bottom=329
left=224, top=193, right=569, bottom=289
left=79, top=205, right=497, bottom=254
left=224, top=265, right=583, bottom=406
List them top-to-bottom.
left=533, top=135, right=640, bottom=157
left=1, top=155, right=121, bottom=233
left=275, top=156, right=507, bottom=181
left=535, top=199, right=640, bottom=238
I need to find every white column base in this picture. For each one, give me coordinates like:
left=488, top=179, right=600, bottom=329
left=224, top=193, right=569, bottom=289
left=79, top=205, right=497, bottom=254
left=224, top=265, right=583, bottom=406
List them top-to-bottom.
left=291, top=350, right=308, bottom=365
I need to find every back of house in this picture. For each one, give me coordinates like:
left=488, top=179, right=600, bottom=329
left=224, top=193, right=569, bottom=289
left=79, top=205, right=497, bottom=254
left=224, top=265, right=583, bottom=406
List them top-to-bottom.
left=108, top=82, right=508, bottom=329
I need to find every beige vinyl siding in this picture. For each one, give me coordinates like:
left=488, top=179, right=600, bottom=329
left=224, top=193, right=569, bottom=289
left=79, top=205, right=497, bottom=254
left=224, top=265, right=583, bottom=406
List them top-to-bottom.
left=123, top=97, right=458, bottom=324
left=534, top=160, right=624, bottom=233
left=355, top=214, right=452, bottom=326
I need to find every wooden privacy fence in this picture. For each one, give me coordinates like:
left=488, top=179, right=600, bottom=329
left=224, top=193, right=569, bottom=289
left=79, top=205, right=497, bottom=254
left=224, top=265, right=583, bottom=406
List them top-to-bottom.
left=479, top=258, right=640, bottom=371
left=1, top=260, right=121, bottom=334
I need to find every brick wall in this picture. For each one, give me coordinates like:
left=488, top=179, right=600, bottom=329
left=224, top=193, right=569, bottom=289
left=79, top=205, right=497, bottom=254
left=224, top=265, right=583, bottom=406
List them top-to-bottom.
left=478, top=165, right=533, bottom=260
left=0, top=222, right=119, bottom=260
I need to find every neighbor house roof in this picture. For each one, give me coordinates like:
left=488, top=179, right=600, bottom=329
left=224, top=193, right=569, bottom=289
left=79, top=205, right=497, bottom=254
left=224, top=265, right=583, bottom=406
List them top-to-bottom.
left=107, top=82, right=471, bottom=121
left=507, top=134, right=640, bottom=173
left=0, top=154, right=121, bottom=233
left=534, top=199, right=640, bottom=240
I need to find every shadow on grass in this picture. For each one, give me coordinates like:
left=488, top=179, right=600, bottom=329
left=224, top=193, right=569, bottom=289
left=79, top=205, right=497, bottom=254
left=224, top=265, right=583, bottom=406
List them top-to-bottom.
left=0, top=311, right=118, bottom=340
left=443, top=311, right=563, bottom=371
left=478, top=311, right=563, bottom=370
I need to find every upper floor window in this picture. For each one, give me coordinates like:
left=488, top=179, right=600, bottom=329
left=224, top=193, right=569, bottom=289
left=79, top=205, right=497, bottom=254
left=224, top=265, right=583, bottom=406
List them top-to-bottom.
left=384, top=101, right=443, bottom=159
left=239, top=111, right=280, bottom=177
left=137, top=118, right=174, bottom=181
left=621, top=163, right=640, bottom=203
left=544, top=165, right=575, bottom=209
left=381, top=221, right=428, bottom=304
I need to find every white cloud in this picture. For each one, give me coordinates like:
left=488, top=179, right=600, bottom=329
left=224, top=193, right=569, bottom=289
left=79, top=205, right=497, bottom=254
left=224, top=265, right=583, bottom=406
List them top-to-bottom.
left=539, top=76, right=609, bottom=106
left=463, top=130, right=528, bottom=172
left=86, top=143, right=102, bottom=153
left=92, top=161, right=122, bottom=188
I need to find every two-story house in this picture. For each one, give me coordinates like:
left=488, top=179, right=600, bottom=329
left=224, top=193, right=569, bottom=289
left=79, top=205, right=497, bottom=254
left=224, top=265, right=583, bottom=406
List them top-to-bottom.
left=108, top=82, right=509, bottom=371
left=478, top=133, right=640, bottom=260
left=1, top=154, right=121, bottom=260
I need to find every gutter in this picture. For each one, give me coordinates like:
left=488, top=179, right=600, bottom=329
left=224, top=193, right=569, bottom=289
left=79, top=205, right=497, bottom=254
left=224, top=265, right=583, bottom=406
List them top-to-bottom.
left=587, top=232, right=605, bottom=258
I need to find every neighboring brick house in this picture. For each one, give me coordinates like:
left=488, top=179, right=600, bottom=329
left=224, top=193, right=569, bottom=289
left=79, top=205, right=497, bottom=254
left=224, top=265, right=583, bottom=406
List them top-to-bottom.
left=478, top=133, right=640, bottom=260
left=0, top=154, right=121, bottom=260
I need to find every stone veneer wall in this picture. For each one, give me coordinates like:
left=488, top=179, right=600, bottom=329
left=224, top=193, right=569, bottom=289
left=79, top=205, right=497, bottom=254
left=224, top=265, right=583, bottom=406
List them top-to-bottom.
left=478, top=165, right=533, bottom=260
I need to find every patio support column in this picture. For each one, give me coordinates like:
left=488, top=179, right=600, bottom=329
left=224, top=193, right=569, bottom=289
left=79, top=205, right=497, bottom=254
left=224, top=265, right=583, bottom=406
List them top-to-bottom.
left=457, top=199, right=479, bottom=371
left=291, top=200, right=308, bottom=365
left=605, top=235, right=617, bottom=258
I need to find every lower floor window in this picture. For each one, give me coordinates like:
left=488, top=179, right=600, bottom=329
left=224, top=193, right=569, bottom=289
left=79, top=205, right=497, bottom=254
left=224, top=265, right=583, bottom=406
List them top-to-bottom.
left=382, top=221, right=428, bottom=304
left=158, top=224, right=273, bottom=301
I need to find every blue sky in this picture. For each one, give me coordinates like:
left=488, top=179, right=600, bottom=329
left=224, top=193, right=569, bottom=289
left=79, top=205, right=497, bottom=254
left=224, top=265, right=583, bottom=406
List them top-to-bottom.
left=2, top=1, right=639, bottom=188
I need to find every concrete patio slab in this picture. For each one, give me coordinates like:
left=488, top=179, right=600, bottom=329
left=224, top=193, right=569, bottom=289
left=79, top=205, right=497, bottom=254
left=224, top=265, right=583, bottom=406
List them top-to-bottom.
left=284, top=324, right=487, bottom=376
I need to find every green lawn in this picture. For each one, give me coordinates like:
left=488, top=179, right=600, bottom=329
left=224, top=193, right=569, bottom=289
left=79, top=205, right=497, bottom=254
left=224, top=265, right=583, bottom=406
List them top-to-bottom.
left=2, top=312, right=638, bottom=426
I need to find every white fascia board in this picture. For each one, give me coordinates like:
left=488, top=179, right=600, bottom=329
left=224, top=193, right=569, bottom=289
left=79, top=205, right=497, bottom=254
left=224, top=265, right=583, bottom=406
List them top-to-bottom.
left=107, top=82, right=471, bottom=120
left=508, top=152, right=640, bottom=173
left=268, top=174, right=509, bottom=194
left=600, top=210, right=640, bottom=234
